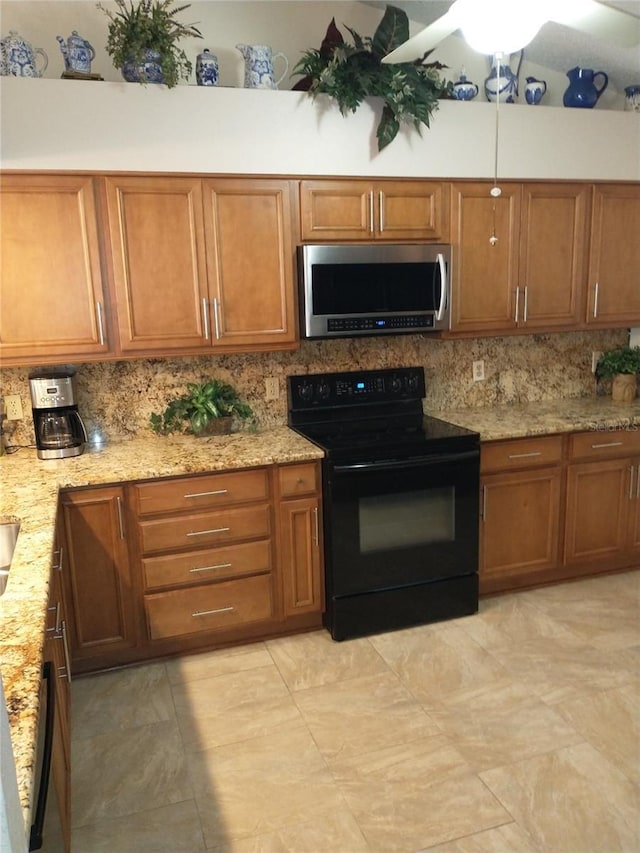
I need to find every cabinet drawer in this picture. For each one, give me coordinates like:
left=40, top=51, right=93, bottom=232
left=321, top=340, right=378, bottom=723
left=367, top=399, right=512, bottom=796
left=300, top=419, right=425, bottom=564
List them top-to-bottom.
left=569, top=429, right=640, bottom=460
left=481, top=435, right=564, bottom=473
left=278, top=462, right=319, bottom=498
left=133, top=469, right=269, bottom=516
left=138, top=505, right=271, bottom=554
left=142, top=540, right=272, bottom=590
left=145, top=573, right=273, bottom=640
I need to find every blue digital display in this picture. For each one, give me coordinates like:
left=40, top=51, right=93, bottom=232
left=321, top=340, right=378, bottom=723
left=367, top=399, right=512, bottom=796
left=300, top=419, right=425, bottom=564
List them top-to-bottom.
left=376, top=319, right=386, bottom=326
left=356, top=381, right=365, bottom=390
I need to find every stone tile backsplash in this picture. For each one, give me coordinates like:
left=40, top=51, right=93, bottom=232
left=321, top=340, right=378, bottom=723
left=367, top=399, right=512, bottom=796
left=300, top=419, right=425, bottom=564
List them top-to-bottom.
left=1, top=329, right=627, bottom=447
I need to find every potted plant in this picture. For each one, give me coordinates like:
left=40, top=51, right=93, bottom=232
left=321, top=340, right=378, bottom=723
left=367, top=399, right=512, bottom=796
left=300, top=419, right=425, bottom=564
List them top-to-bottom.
left=97, top=0, right=202, bottom=87
left=292, top=5, right=451, bottom=151
left=595, top=346, right=640, bottom=402
left=150, top=380, right=254, bottom=435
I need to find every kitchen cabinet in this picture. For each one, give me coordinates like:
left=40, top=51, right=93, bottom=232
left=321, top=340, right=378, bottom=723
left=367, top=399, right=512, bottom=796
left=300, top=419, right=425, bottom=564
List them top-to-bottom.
left=0, top=173, right=110, bottom=365
left=103, top=175, right=297, bottom=355
left=300, top=179, right=448, bottom=242
left=450, top=181, right=589, bottom=333
left=585, top=183, right=640, bottom=327
left=564, top=429, right=640, bottom=569
left=480, top=436, right=564, bottom=594
left=277, top=462, right=323, bottom=617
left=59, top=486, right=138, bottom=673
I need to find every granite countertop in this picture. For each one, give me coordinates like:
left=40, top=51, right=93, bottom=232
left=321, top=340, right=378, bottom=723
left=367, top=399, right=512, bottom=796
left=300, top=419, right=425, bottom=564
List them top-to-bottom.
left=0, top=426, right=323, bottom=835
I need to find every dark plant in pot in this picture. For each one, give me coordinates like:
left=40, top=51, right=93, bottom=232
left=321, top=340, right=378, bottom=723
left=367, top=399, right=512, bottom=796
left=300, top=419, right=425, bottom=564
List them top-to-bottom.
left=97, top=0, right=202, bottom=87
left=595, top=346, right=640, bottom=402
left=149, top=380, right=255, bottom=435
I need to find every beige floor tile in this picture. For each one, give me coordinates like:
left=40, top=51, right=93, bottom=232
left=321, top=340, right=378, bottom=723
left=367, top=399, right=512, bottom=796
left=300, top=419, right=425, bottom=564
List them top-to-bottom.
left=369, top=621, right=510, bottom=709
left=266, top=629, right=387, bottom=691
left=165, top=643, right=274, bottom=685
left=71, top=661, right=175, bottom=740
left=172, top=665, right=306, bottom=751
left=293, top=670, right=440, bottom=764
left=429, top=679, right=583, bottom=772
left=557, top=682, right=640, bottom=784
left=72, top=719, right=193, bottom=827
left=189, top=727, right=345, bottom=848
left=331, top=735, right=511, bottom=852
left=480, top=741, right=640, bottom=853
left=71, top=799, right=206, bottom=853
left=206, top=806, right=370, bottom=852
left=421, top=821, right=539, bottom=853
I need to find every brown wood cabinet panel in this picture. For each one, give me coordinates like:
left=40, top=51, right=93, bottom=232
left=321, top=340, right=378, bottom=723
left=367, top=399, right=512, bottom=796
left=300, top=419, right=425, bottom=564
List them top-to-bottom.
left=0, top=174, right=110, bottom=364
left=300, top=180, right=372, bottom=240
left=376, top=180, right=447, bottom=240
left=586, top=183, right=640, bottom=327
left=481, top=435, right=564, bottom=473
left=278, top=462, right=320, bottom=498
left=132, top=469, right=269, bottom=516
left=279, top=496, right=322, bottom=615
left=138, top=504, right=271, bottom=554
left=142, top=539, right=272, bottom=590
left=145, top=573, right=274, bottom=640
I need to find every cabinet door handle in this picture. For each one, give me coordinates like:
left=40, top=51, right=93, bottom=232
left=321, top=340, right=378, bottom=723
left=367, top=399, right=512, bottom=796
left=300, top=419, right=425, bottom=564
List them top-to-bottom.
left=369, top=190, right=374, bottom=234
left=378, top=190, right=385, bottom=233
left=593, top=282, right=599, bottom=318
left=523, top=285, right=528, bottom=323
left=514, top=287, right=520, bottom=323
left=201, top=297, right=210, bottom=340
left=212, top=297, right=221, bottom=340
left=96, top=301, right=105, bottom=346
left=591, top=441, right=623, bottom=449
left=508, top=451, right=541, bottom=459
left=630, top=465, right=635, bottom=500
left=184, top=489, right=228, bottom=499
left=116, top=496, right=125, bottom=539
left=313, top=506, right=319, bottom=546
left=186, top=527, right=230, bottom=537
left=52, top=546, right=64, bottom=572
left=189, top=562, right=232, bottom=574
left=46, top=602, right=60, bottom=634
left=192, top=606, right=234, bottom=618
left=56, top=620, right=72, bottom=682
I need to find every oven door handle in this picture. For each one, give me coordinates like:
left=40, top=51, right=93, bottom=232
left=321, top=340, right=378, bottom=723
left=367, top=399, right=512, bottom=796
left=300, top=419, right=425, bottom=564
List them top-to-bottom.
left=333, top=450, right=479, bottom=473
left=29, top=661, right=55, bottom=852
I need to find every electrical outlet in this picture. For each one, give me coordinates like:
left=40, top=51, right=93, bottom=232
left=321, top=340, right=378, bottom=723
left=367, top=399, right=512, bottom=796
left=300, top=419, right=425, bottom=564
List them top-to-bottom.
left=592, top=351, right=603, bottom=373
left=472, top=360, right=485, bottom=382
left=265, top=377, right=279, bottom=401
left=4, top=395, right=23, bottom=420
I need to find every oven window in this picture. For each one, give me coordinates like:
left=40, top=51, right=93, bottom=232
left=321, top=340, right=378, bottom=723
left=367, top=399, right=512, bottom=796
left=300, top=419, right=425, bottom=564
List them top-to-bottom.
left=359, top=486, right=455, bottom=553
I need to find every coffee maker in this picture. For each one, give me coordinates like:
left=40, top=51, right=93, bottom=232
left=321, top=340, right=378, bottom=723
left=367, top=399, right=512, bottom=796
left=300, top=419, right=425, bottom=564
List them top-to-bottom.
left=29, top=370, right=88, bottom=459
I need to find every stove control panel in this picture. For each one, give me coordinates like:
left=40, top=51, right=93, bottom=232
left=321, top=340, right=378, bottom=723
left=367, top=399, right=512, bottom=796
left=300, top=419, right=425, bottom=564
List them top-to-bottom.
left=289, top=367, right=425, bottom=410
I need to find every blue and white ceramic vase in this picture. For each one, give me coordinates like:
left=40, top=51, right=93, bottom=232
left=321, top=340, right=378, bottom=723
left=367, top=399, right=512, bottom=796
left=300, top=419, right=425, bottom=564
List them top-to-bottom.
left=0, top=30, right=48, bottom=77
left=56, top=30, right=95, bottom=74
left=236, top=44, right=288, bottom=90
left=195, top=49, right=219, bottom=86
left=121, top=50, right=164, bottom=84
left=484, top=52, right=522, bottom=103
left=563, top=67, right=608, bottom=108
left=452, top=71, right=478, bottom=101
left=524, top=76, right=547, bottom=105
left=624, top=84, right=640, bottom=112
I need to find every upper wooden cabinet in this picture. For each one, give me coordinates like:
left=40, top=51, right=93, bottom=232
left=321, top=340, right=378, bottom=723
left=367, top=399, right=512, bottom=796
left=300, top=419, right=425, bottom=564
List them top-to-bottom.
left=0, top=174, right=110, bottom=364
left=103, top=176, right=297, bottom=355
left=300, top=179, right=448, bottom=242
left=450, top=181, right=589, bottom=333
left=585, top=183, right=640, bottom=327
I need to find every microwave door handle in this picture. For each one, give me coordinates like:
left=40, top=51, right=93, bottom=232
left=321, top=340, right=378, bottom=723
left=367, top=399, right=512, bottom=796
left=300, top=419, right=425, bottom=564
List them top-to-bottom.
left=434, top=252, right=447, bottom=321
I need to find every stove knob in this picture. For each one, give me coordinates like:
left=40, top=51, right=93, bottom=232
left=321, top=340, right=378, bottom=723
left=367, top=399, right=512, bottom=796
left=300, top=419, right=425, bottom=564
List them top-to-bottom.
left=406, top=373, right=419, bottom=392
left=390, top=375, right=403, bottom=393
left=298, top=381, right=314, bottom=402
left=316, top=381, right=331, bottom=400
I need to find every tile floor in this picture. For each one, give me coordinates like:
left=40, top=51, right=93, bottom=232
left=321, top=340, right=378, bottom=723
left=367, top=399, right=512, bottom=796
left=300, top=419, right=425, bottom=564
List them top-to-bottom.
left=69, top=570, right=639, bottom=852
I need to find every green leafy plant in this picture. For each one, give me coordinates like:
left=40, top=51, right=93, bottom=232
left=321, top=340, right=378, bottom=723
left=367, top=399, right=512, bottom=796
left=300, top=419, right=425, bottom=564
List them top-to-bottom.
left=97, top=0, right=202, bottom=87
left=292, top=5, right=451, bottom=151
left=595, top=346, right=640, bottom=379
left=150, top=380, right=254, bottom=435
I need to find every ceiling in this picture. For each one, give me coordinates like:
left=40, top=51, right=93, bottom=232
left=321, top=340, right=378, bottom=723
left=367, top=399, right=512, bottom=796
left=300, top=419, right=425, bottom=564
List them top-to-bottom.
left=361, top=0, right=640, bottom=91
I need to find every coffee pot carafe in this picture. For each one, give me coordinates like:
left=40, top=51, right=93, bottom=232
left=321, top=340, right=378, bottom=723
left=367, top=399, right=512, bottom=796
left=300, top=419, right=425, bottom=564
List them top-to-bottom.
left=29, top=370, right=88, bottom=460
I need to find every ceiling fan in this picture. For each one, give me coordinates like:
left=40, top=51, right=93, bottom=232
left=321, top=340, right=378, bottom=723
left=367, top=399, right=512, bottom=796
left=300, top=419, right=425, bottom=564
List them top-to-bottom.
left=381, top=0, right=640, bottom=63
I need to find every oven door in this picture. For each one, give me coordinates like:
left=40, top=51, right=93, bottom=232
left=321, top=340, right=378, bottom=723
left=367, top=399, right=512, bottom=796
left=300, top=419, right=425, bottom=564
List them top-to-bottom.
left=323, top=449, right=479, bottom=599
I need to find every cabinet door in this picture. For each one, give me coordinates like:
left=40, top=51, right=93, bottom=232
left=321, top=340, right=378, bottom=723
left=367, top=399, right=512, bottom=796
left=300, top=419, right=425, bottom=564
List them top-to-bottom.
left=0, top=174, right=109, bottom=363
left=104, top=175, right=210, bottom=352
left=203, top=179, right=297, bottom=349
left=300, top=179, right=373, bottom=241
left=376, top=180, right=448, bottom=240
left=450, top=182, right=521, bottom=332
left=518, top=183, right=589, bottom=328
left=586, top=183, right=640, bottom=326
left=629, top=459, right=640, bottom=555
left=480, top=467, right=562, bottom=592
left=60, top=486, right=137, bottom=661
left=279, top=497, right=323, bottom=616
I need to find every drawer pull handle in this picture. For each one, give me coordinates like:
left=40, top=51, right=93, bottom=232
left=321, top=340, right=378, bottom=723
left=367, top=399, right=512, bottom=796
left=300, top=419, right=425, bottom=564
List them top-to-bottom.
left=591, top=441, right=623, bottom=449
left=507, top=451, right=542, bottom=459
left=629, top=466, right=635, bottom=500
left=184, top=489, right=228, bottom=499
left=116, top=496, right=126, bottom=540
left=186, top=527, right=230, bottom=537
left=189, top=562, right=232, bottom=574
left=192, top=606, right=234, bottom=618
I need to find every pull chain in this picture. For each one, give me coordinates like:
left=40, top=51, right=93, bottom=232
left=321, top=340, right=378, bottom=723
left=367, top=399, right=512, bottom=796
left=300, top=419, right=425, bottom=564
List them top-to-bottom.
left=489, top=52, right=502, bottom=246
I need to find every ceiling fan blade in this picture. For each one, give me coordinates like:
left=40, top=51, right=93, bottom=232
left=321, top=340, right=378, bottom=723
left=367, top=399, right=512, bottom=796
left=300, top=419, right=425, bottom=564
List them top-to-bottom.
left=550, top=0, right=640, bottom=47
left=381, top=3, right=463, bottom=64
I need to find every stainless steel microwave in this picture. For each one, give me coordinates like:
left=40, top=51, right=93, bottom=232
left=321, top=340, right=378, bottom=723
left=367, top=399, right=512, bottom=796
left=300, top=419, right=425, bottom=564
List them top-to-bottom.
left=297, top=243, right=452, bottom=339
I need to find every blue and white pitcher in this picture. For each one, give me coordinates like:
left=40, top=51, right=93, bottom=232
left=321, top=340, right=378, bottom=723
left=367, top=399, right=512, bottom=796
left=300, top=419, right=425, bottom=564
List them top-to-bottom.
left=236, top=44, right=288, bottom=90
left=484, top=52, right=522, bottom=103
left=524, top=76, right=547, bottom=105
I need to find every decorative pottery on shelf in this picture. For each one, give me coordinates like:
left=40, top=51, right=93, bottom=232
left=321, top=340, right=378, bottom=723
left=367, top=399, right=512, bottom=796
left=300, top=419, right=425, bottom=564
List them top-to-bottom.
left=0, top=30, right=48, bottom=77
left=56, top=31, right=95, bottom=74
left=236, top=43, right=288, bottom=89
left=195, top=48, right=218, bottom=86
left=121, top=49, right=164, bottom=84
left=484, top=52, right=522, bottom=103
left=563, top=67, right=608, bottom=108
left=452, top=71, right=478, bottom=101
left=524, top=76, right=546, bottom=105
left=624, top=84, right=640, bottom=112
left=611, top=374, right=638, bottom=403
